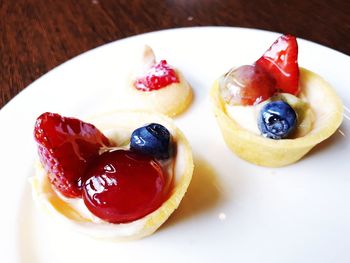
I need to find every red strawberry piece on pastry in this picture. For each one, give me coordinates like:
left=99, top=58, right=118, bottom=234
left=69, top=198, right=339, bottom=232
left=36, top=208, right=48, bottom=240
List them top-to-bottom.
left=255, top=34, right=300, bottom=95
left=135, top=60, right=179, bottom=91
left=34, top=112, right=111, bottom=198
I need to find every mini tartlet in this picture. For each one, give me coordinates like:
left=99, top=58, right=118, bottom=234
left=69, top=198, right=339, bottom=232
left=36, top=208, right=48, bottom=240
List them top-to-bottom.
left=210, top=35, right=343, bottom=167
left=124, top=46, right=193, bottom=117
left=31, top=110, right=193, bottom=240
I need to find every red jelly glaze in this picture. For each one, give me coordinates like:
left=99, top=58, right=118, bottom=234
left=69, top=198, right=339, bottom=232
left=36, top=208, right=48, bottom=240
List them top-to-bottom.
left=134, top=60, right=179, bottom=91
left=34, top=112, right=111, bottom=198
left=82, top=150, right=167, bottom=223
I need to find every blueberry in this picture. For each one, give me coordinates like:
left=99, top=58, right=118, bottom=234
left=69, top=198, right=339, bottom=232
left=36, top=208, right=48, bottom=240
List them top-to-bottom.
left=258, top=101, right=297, bottom=139
left=130, top=123, right=171, bottom=159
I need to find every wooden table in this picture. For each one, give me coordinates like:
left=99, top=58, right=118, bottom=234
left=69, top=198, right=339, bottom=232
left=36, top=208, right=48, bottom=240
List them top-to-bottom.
left=1, top=0, right=349, bottom=108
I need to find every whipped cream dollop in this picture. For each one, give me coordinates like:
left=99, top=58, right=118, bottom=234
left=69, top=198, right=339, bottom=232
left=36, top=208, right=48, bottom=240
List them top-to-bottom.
left=134, top=45, right=157, bottom=77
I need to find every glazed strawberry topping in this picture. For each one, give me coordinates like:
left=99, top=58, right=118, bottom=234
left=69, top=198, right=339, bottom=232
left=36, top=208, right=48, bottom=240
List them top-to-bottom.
left=255, top=34, right=300, bottom=95
left=134, top=60, right=179, bottom=91
left=34, top=112, right=111, bottom=198
left=82, top=150, right=166, bottom=223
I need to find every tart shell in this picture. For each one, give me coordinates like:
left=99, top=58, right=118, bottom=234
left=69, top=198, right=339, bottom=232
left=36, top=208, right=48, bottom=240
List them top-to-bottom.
left=210, top=68, right=343, bottom=167
left=126, top=70, right=193, bottom=117
left=31, top=110, right=194, bottom=240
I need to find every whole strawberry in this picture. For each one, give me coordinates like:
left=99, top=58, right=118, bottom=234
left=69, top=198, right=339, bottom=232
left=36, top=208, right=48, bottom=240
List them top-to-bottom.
left=34, top=112, right=111, bottom=198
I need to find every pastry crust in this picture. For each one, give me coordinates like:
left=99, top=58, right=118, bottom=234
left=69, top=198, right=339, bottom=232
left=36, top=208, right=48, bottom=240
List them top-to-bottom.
left=122, top=46, right=193, bottom=117
left=210, top=68, right=343, bottom=167
left=126, top=69, right=193, bottom=117
left=31, top=110, right=194, bottom=240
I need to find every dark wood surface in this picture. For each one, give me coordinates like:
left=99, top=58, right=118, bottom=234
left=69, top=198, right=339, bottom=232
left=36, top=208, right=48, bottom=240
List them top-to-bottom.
left=1, top=0, right=349, bottom=109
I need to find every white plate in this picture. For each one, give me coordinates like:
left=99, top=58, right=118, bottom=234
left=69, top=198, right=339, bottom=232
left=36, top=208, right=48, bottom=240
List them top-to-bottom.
left=1, top=27, right=350, bottom=263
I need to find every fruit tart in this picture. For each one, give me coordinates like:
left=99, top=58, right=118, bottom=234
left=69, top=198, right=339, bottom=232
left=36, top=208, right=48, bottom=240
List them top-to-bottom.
left=210, top=35, right=343, bottom=167
left=124, top=45, right=193, bottom=117
left=31, top=111, right=193, bottom=240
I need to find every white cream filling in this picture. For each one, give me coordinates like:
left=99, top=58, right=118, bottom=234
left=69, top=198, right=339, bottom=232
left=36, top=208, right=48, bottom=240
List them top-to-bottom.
left=225, top=93, right=315, bottom=138
left=225, top=102, right=266, bottom=135
left=34, top=165, right=105, bottom=223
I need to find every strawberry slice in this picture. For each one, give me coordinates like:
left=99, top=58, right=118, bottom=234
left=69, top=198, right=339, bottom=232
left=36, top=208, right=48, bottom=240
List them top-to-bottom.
left=255, top=34, right=300, bottom=95
left=134, top=60, right=179, bottom=91
left=34, top=112, right=111, bottom=198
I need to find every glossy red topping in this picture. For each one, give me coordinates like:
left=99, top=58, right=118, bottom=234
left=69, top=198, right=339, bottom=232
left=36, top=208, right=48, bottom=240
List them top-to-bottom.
left=255, top=34, right=300, bottom=95
left=134, top=60, right=179, bottom=91
left=221, top=65, right=276, bottom=106
left=34, top=112, right=111, bottom=198
left=82, top=150, right=166, bottom=223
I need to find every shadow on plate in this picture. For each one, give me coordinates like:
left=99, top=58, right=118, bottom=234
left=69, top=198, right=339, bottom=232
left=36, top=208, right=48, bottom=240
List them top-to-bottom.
left=160, top=155, right=222, bottom=231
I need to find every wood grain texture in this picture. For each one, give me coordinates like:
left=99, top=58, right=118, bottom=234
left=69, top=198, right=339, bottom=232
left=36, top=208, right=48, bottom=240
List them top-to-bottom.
left=1, top=0, right=349, bottom=108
